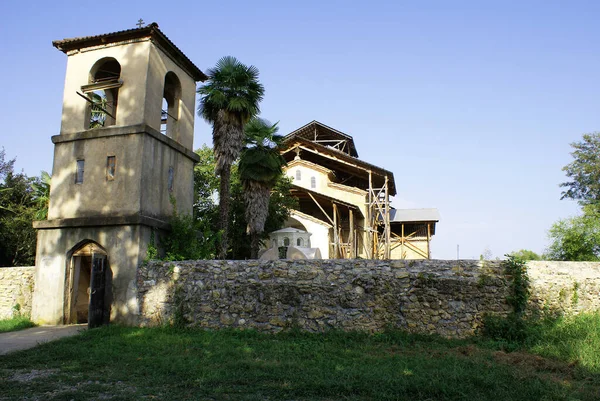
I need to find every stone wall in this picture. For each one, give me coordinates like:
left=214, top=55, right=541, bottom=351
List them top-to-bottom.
left=137, top=259, right=514, bottom=338
left=137, top=260, right=600, bottom=338
left=528, top=261, right=600, bottom=315
left=0, top=266, right=35, bottom=319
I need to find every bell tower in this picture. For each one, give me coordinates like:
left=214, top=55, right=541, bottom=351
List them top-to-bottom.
left=32, top=23, right=205, bottom=326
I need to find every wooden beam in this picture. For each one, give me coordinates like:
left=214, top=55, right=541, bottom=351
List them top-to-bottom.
left=287, top=144, right=385, bottom=180
left=368, top=170, right=373, bottom=259
left=384, top=175, right=390, bottom=259
left=307, top=192, right=334, bottom=225
left=333, top=202, right=339, bottom=258
left=349, top=209, right=354, bottom=258
left=427, top=222, right=431, bottom=259
left=401, top=223, right=405, bottom=260
left=405, top=240, right=428, bottom=259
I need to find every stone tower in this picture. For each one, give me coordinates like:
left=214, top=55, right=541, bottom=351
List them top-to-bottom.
left=32, top=23, right=205, bottom=326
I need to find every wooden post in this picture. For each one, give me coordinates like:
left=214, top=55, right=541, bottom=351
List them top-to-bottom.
left=368, top=170, right=373, bottom=259
left=384, top=176, right=390, bottom=259
left=333, top=202, right=338, bottom=259
left=349, top=209, right=355, bottom=258
left=427, top=222, right=431, bottom=259
left=401, top=223, right=405, bottom=260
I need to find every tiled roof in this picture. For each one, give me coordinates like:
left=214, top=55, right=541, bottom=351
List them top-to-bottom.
left=52, top=22, right=207, bottom=81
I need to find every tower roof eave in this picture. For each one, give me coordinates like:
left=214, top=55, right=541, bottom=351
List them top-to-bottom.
left=52, top=22, right=207, bottom=82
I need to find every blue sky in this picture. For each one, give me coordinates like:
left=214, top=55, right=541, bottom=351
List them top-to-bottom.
left=1, top=0, right=597, bottom=259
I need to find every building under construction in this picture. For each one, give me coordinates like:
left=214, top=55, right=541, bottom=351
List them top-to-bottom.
left=276, top=120, right=440, bottom=260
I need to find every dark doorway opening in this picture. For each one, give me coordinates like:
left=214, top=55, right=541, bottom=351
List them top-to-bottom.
left=65, top=242, right=111, bottom=328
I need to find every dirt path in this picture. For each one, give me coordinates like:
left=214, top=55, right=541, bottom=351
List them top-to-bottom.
left=0, top=325, right=86, bottom=355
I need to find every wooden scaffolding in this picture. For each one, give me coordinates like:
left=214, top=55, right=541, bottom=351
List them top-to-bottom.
left=281, top=121, right=436, bottom=261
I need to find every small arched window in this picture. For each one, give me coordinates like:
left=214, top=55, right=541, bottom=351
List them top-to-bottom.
left=84, top=58, right=122, bottom=129
left=161, top=72, right=181, bottom=139
left=295, top=170, right=301, bottom=180
left=310, top=176, right=316, bottom=188
left=283, top=237, right=290, bottom=246
left=297, top=238, right=304, bottom=247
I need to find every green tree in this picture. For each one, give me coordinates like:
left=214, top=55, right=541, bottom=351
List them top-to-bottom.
left=197, top=56, right=265, bottom=259
left=239, top=118, right=287, bottom=258
left=560, top=132, right=600, bottom=210
left=193, top=145, right=295, bottom=260
left=0, top=150, right=38, bottom=266
left=31, top=171, right=51, bottom=220
left=546, top=214, right=600, bottom=261
left=509, top=249, right=542, bottom=261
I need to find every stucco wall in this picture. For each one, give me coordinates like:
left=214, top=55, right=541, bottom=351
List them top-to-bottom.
left=60, top=40, right=152, bottom=134
left=48, top=131, right=145, bottom=220
left=286, top=212, right=331, bottom=259
left=32, top=225, right=151, bottom=325
left=390, top=239, right=430, bottom=260
left=137, top=260, right=600, bottom=338
left=0, top=266, right=35, bottom=319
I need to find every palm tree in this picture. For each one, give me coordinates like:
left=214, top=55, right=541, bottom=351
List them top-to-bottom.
left=197, top=56, right=265, bottom=259
left=239, top=118, right=287, bottom=259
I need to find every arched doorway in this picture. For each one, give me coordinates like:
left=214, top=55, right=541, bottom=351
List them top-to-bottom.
left=64, top=241, right=111, bottom=328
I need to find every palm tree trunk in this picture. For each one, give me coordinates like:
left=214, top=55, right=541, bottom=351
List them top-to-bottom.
left=218, top=163, right=231, bottom=259
left=250, top=232, right=260, bottom=259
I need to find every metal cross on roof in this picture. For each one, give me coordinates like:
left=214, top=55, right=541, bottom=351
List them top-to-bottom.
left=136, top=18, right=145, bottom=28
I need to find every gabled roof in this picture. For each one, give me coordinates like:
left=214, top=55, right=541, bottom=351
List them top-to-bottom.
left=52, top=22, right=207, bottom=82
left=284, top=121, right=359, bottom=157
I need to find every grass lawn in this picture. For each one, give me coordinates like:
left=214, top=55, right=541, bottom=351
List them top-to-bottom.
left=0, top=316, right=599, bottom=400
left=0, top=316, right=36, bottom=333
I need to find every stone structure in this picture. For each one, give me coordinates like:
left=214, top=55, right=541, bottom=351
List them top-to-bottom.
left=31, top=24, right=205, bottom=326
left=136, top=259, right=600, bottom=338
left=3, top=260, right=599, bottom=335
left=528, top=261, right=600, bottom=315
left=0, top=267, right=35, bottom=319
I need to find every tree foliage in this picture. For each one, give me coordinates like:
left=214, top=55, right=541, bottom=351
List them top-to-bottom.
left=197, top=56, right=265, bottom=259
left=239, top=118, right=287, bottom=258
left=547, top=132, right=600, bottom=261
left=560, top=132, right=600, bottom=209
left=193, top=145, right=296, bottom=260
left=0, top=149, right=45, bottom=266
left=159, top=208, right=219, bottom=261
left=546, top=214, right=600, bottom=261
left=509, top=249, right=542, bottom=261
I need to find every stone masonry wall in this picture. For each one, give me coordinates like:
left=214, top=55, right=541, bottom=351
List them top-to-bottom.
left=137, top=259, right=513, bottom=338
left=137, top=260, right=600, bottom=338
left=528, top=261, right=600, bottom=315
left=0, top=266, right=35, bottom=319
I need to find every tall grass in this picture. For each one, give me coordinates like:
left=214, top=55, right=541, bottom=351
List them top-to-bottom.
left=527, top=313, right=600, bottom=372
